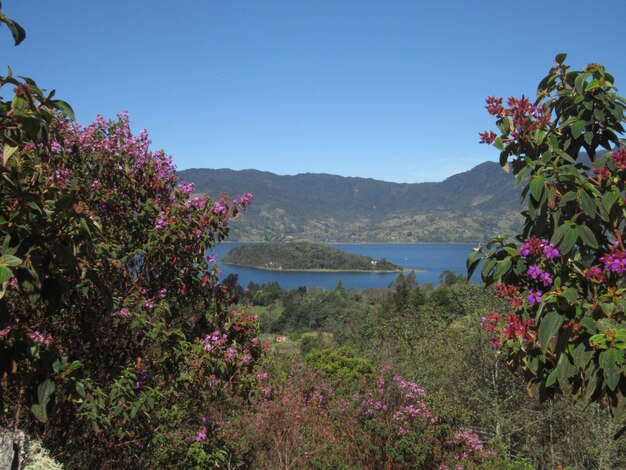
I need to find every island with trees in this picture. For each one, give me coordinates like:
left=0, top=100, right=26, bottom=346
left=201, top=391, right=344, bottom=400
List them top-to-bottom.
left=222, top=241, right=403, bottom=272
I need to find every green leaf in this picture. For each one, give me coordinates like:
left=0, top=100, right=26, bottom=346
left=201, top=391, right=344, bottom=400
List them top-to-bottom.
left=1, top=16, right=26, bottom=46
left=555, top=53, right=567, bottom=65
left=575, top=73, right=590, bottom=94
left=585, top=79, right=601, bottom=92
left=52, top=99, right=75, bottom=120
left=496, top=117, right=511, bottom=135
left=571, top=120, right=586, bottom=139
left=3, top=144, right=17, bottom=164
left=529, top=176, right=545, bottom=201
left=602, top=189, right=620, bottom=214
left=578, top=190, right=596, bottom=217
left=551, top=223, right=568, bottom=245
left=560, top=225, right=578, bottom=254
left=577, top=225, right=598, bottom=248
left=1, top=254, right=22, bottom=267
left=493, top=257, right=512, bottom=280
left=481, top=259, right=496, bottom=280
left=0, top=266, right=12, bottom=283
left=562, top=288, right=578, bottom=302
left=539, top=311, right=565, bottom=353
left=571, top=343, right=593, bottom=368
left=556, top=355, right=576, bottom=389
left=605, top=366, right=620, bottom=391
left=546, top=367, right=559, bottom=387
left=585, top=370, right=599, bottom=400
left=38, top=379, right=55, bottom=406
left=130, top=401, right=142, bottom=419
left=31, top=404, right=47, bottom=423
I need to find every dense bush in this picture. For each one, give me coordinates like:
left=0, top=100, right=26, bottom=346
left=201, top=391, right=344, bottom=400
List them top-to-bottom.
left=0, top=19, right=262, bottom=465
left=471, top=54, right=626, bottom=410
left=221, top=358, right=495, bottom=469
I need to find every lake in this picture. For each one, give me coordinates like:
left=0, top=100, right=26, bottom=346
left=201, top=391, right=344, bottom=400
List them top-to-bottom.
left=210, top=243, right=478, bottom=290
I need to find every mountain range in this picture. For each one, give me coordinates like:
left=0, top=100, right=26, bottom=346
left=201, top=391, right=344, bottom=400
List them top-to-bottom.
left=177, top=161, right=524, bottom=243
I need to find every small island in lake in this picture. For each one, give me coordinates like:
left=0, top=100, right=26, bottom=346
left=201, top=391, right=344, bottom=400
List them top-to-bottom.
left=222, top=241, right=403, bottom=272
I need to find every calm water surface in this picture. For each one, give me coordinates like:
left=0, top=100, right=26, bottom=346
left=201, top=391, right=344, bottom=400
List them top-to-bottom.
left=211, top=243, right=477, bottom=290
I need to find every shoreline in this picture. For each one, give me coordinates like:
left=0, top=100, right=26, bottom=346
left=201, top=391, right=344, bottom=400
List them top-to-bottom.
left=218, top=240, right=481, bottom=246
left=221, top=262, right=426, bottom=274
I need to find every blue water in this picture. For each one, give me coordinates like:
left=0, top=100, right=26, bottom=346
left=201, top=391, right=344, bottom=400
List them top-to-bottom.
left=210, top=243, right=476, bottom=290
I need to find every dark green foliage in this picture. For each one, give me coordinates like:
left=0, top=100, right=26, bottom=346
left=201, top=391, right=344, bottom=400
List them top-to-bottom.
left=473, top=55, right=626, bottom=411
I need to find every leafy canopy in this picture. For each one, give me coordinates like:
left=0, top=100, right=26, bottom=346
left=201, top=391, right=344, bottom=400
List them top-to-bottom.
left=471, top=53, right=626, bottom=411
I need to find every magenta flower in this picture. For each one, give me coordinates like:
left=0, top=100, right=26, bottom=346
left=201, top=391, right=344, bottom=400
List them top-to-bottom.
left=177, top=181, right=195, bottom=194
left=210, top=202, right=228, bottom=216
left=154, top=215, right=167, bottom=230
left=543, top=243, right=560, bottom=259
left=527, top=264, right=542, bottom=279
left=586, top=266, right=604, bottom=283
left=540, top=271, right=553, bottom=286
left=159, top=288, right=167, bottom=298
left=527, top=289, right=542, bottom=306
left=145, top=298, right=155, bottom=309
left=0, top=326, right=12, bottom=340
left=226, top=348, right=236, bottom=362
left=195, top=426, right=207, bottom=442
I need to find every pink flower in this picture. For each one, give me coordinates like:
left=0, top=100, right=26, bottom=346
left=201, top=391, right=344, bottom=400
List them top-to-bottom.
left=485, top=96, right=504, bottom=116
left=479, top=131, right=497, bottom=144
left=611, top=148, right=626, bottom=170
left=177, top=181, right=195, bottom=194
left=210, top=202, right=228, bottom=216
left=154, top=214, right=167, bottom=230
left=543, top=243, right=560, bottom=259
left=527, top=264, right=542, bottom=279
left=585, top=266, right=604, bottom=283
left=540, top=271, right=553, bottom=286
left=527, top=289, right=542, bottom=306
left=0, top=326, right=12, bottom=339
left=28, top=330, right=51, bottom=346
left=226, top=348, right=236, bottom=362
left=195, top=426, right=207, bottom=442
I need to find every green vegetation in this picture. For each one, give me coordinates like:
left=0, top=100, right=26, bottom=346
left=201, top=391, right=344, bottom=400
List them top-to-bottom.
left=4, top=6, right=626, bottom=468
left=472, top=54, right=626, bottom=412
left=179, top=162, right=523, bottom=243
left=222, top=241, right=402, bottom=271
left=245, top=273, right=626, bottom=468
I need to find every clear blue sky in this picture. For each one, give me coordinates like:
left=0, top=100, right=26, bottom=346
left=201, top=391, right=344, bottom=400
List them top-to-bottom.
left=3, top=1, right=626, bottom=183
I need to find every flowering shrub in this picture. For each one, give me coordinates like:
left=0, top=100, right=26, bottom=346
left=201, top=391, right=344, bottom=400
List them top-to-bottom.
left=0, top=41, right=261, bottom=465
left=470, top=53, right=626, bottom=409
left=223, top=359, right=495, bottom=469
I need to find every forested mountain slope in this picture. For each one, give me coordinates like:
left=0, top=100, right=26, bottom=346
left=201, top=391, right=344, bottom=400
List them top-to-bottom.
left=178, top=161, right=523, bottom=242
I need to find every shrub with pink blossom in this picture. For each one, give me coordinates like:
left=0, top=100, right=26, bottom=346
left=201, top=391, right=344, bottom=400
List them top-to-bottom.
left=0, top=15, right=262, bottom=466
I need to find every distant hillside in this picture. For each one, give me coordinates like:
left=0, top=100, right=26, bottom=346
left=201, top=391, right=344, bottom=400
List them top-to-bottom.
left=178, top=162, right=523, bottom=243
left=222, top=242, right=401, bottom=272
